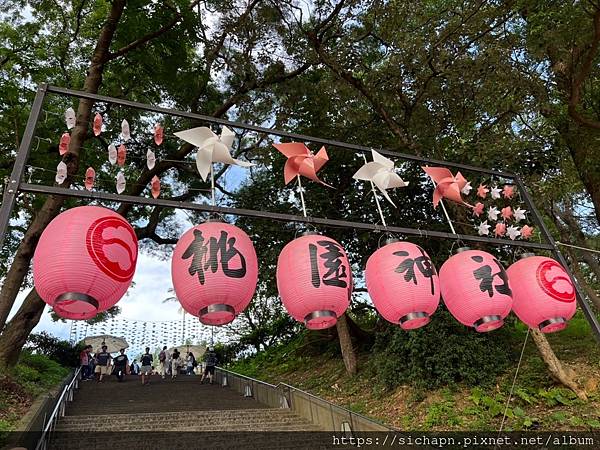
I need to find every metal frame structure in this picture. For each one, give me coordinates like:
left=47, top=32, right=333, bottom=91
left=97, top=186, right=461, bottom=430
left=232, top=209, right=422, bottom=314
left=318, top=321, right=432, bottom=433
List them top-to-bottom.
left=1, top=83, right=599, bottom=341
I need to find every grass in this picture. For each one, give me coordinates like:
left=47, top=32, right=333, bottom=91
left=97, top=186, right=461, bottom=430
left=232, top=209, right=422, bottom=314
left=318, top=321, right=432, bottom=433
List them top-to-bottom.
left=229, top=313, right=600, bottom=431
left=0, top=352, right=70, bottom=443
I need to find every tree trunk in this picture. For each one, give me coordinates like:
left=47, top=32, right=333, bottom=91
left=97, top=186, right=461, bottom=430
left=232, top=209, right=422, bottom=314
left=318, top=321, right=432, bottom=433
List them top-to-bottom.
left=0, top=1, right=127, bottom=333
left=0, top=289, right=45, bottom=367
left=336, top=313, right=357, bottom=375
left=530, top=329, right=587, bottom=400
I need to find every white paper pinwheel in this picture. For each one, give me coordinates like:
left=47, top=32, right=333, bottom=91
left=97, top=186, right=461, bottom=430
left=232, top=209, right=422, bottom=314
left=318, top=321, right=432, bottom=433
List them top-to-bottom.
left=174, top=126, right=254, bottom=182
left=352, top=150, right=408, bottom=207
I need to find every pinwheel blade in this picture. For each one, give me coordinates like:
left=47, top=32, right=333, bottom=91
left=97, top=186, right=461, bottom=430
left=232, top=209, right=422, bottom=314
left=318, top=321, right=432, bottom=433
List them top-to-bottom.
left=219, top=126, right=235, bottom=149
left=174, top=127, right=217, bottom=148
left=273, top=142, right=309, bottom=158
left=195, top=147, right=214, bottom=181
left=371, top=150, right=394, bottom=170
left=352, top=162, right=382, bottom=181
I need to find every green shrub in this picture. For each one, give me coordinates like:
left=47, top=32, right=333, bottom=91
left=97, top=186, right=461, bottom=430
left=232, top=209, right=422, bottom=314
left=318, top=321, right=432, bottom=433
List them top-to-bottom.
left=370, top=310, right=516, bottom=389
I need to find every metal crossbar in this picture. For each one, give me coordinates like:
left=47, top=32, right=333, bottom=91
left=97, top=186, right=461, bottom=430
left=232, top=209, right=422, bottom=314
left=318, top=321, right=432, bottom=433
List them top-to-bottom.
left=1, top=83, right=599, bottom=342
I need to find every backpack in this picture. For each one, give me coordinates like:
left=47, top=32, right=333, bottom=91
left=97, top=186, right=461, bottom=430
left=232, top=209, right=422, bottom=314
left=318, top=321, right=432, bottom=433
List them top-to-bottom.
left=159, top=351, right=166, bottom=362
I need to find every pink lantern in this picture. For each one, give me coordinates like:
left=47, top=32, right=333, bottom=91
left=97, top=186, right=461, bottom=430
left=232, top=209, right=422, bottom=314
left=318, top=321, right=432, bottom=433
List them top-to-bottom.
left=33, top=206, right=138, bottom=320
left=171, top=221, right=258, bottom=326
left=277, top=234, right=352, bottom=330
left=366, top=240, right=440, bottom=330
left=439, top=248, right=512, bottom=332
left=506, top=255, right=576, bottom=333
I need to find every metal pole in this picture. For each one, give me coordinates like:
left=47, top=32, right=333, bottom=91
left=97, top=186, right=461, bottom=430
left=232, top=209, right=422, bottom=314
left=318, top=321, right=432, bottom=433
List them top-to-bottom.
left=0, top=83, right=48, bottom=249
left=514, top=176, right=600, bottom=343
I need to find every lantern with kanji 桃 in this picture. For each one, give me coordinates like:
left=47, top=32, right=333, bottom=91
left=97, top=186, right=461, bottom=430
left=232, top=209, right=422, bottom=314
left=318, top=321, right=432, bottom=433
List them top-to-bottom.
left=33, top=206, right=138, bottom=320
left=171, top=221, right=258, bottom=326
left=277, top=233, right=352, bottom=330
left=366, top=240, right=440, bottom=329
left=439, top=248, right=512, bottom=332
left=506, top=254, right=576, bottom=333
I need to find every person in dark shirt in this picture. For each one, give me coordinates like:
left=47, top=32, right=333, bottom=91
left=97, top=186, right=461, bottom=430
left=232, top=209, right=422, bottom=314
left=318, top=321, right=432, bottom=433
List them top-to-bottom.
left=94, top=345, right=112, bottom=382
left=140, top=347, right=153, bottom=385
left=200, top=347, right=218, bottom=385
left=113, top=348, right=129, bottom=382
left=171, top=348, right=181, bottom=379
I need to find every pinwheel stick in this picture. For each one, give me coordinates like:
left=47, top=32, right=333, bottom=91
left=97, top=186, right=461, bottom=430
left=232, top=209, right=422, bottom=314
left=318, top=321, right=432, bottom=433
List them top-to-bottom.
left=361, top=154, right=387, bottom=227
left=210, top=163, right=216, bottom=206
left=297, top=175, right=307, bottom=217
left=428, top=178, right=457, bottom=235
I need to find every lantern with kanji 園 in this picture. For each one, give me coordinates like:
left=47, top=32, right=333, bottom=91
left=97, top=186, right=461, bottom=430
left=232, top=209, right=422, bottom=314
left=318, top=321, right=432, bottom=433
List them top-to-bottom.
left=33, top=206, right=138, bottom=320
left=171, top=221, right=258, bottom=326
left=277, top=233, right=352, bottom=330
left=366, top=240, right=440, bottom=330
left=439, top=248, right=512, bottom=332
left=506, top=254, right=576, bottom=333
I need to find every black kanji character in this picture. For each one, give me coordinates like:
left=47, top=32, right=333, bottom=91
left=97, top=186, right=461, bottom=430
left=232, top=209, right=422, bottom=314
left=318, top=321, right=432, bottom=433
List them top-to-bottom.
left=309, top=241, right=348, bottom=288
left=393, top=246, right=437, bottom=295
left=471, top=255, right=512, bottom=297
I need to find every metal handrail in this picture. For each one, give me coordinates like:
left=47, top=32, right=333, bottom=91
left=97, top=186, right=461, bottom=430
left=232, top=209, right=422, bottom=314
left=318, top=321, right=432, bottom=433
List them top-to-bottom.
left=35, top=366, right=82, bottom=450
left=215, top=366, right=393, bottom=431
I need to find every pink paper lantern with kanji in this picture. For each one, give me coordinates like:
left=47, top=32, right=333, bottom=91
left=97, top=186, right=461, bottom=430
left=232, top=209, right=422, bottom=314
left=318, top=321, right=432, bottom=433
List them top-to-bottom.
left=33, top=206, right=138, bottom=320
left=171, top=221, right=258, bottom=326
left=277, top=233, right=352, bottom=330
left=366, top=240, right=440, bottom=330
left=439, top=248, right=512, bottom=332
left=506, top=255, right=576, bottom=333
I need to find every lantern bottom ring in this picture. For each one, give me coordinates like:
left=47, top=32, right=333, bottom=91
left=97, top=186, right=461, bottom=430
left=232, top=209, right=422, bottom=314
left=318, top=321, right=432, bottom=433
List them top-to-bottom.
left=53, top=292, right=99, bottom=320
left=199, top=304, right=235, bottom=326
left=304, top=310, right=337, bottom=330
left=399, top=311, right=430, bottom=330
left=473, top=315, right=503, bottom=332
left=539, top=317, right=567, bottom=333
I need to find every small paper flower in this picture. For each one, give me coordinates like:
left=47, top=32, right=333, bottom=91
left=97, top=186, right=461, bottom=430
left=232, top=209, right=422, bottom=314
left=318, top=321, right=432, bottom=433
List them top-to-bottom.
left=65, top=108, right=76, bottom=129
left=93, top=113, right=102, bottom=136
left=121, top=119, right=131, bottom=141
left=154, top=123, right=163, bottom=146
left=59, top=133, right=70, bottom=155
left=108, top=144, right=117, bottom=165
left=147, top=149, right=156, bottom=170
left=55, top=161, right=67, bottom=184
left=85, top=167, right=95, bottom=191
left=116, top=172, right=126, bottom=194
left=461, top=181, right=473, bottom=195
left=477, top=184, right=489, bottom=199
left=502, top=185, right=515, bottom=199
left=490, top=186, right=502, bottom=199
left=473, top=202, right=485, bottom=217
left=487, top=206, right=500, bottom=221
left=501, top=206, right=513, bottom=221
left=513, top=207, right=527, bottom=222
left=477, top=221, right=491, bottom=236
left=495, top=222, right=506, bottom=237
left=506, top=225, right=521, bottom=240
left=521, top=225, right=534, bottom=239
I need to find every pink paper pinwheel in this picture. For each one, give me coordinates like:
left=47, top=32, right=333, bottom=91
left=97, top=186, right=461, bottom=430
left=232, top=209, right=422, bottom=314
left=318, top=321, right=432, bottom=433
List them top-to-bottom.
left=93, top=113, right=102, bottom=136
left=59, top=133, right=71, bottom=155
left=273, top=142, right=332, bottom=187
left=85, top=167, right=95, bottom=191
left=422, top=167, right=471, bottom=208
left=151, top=176, right=160, bottom=199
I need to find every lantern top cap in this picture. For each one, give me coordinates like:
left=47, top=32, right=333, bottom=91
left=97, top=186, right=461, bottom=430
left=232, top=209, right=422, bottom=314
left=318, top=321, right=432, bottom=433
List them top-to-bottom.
left=301, top=230, right=319, bottom=236
left=385, top=237, right=401, bottom=245
left=456, top=246, right=471, bottom=253
left=520, top=252, right=536, bottom=259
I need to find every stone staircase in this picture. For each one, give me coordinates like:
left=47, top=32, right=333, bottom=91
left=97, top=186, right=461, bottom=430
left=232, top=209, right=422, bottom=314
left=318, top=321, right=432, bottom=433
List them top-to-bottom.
left=48, top=375, right=332, bottom=449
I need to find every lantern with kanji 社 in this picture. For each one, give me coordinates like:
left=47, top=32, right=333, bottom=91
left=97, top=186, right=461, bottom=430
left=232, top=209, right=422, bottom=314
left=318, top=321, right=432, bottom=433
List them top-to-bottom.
left=33, top=206, right=138, bottom=320
left=171, top=221, right=258, bottom=326
left=277, top=233, right=352, bottom=330
left=366, top=240, right=440, bottom=329
left=439, top=248, right=512, bottom=332
left=506, top=254, right=576, bottom=333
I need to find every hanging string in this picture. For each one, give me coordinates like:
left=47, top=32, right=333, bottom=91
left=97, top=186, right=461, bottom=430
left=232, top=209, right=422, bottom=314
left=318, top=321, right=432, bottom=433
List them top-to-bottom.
left=361, top=153, right=387, bottom=228
left=556, top=241, right=600, bottom=255
left=495, top=327, right=530, bottom=447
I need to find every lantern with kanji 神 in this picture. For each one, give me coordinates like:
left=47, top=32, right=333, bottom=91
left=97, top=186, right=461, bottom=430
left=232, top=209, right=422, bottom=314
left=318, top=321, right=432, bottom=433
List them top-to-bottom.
left=33, top=206, right=138, bottom=320
left=171, top=221, right=258, bottom=326
left=276, top=233, right=352, bottom=330
left=366, top=240, right=440, bottom=330
left=439, top=248, right=512, bottom=332
left=506, top=254, right=576, bottom=333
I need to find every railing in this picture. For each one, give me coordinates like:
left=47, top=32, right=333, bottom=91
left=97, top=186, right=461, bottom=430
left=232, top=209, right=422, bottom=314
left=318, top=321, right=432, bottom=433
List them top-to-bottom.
left=34, top=366, right=82, bottom=450
left=215, top=367, right=394, bottom=432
